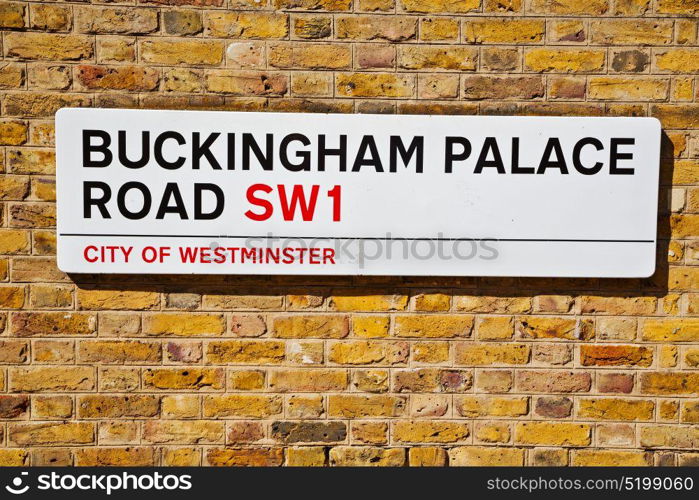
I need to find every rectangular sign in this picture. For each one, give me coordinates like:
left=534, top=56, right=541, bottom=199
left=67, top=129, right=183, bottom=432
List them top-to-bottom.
left=56, top=109, right=661, bottom=277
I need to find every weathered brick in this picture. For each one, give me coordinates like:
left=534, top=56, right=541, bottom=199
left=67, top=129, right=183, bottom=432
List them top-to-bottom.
left=399, top=0, right=479, bottom=12
left=526, top=0, right=608, bottom=14
left=75, top=7, right=159, bottom=34
left=206, top=12, right=288, bottom=39
left=336, top=15, right=416, bottom=41
left=463, top=19, right=544, bottom=44
left=590, top=20, right=673, bottom=46
left=5, top=33, right=93, bottom=61
left=141, top=40, right=223, bottom=66
left=269, top=43, right=351, bottom=70
left=398, top=46, right=477, bottom=71
left=525, top=49, right=606, bottom=73
left=76, top=65, right=159, bottom=92
left=337, top=73, right=414, bottom=98
left=463, top=76, right=544, bottom=100
left=589, top=77, right=669, bottom=101
left=0, top=120, right=27, bottom=144
left=78, top=289, right=159, bottom=310
left=11, top=312, right=95, bottom=337
left=143, top=313, right=225, bottom=336
left=273, top=314, right=349, bottom=338
left=395, top=314, right=473, bottom=338
left=78, top=340, right=161, bottom=364
left=207, top=340, right=285, bottom=364
left=329, top=341, right=408, bottom=365
left=455, top=343, right=530, bottom=365
left=580, top=345, right=653, bottom=367
left=10, top=366, right=94, bottom=392
left=143, top=368, right=224, bottom=390
left=269, top=369, right=347, bottom=391
left=517, top=370, right=591, bottom=393
left=641, top=372, right=699, bottom=395
left=328, top=394, right=406, bottom=417
left=78, top=395, right=160, bottom=418
left=203, top=395, right=282, bottom=418
left=456, top=396, right=529, bottom=417
left=578, top=398, right=654, bottom=421
left=143, top=420, right=224, bottom=444
left=272, top=421, right=347, bottom=443
left=394, top=421, right=469, bottom=443
left=9, top=422, right=94, bottom=446
left=515, top=422, right=591, bottom=446
left=640, top=426, right=699, bottom=449
left=449, top=446, right=524, bottom=466
left=207, top=447, right=284, bottom=467
left=329, top=447, right=405, bottom=466
left=75, top=448, right=155, bottom=466
left=572, top=450, right=651, bottom=466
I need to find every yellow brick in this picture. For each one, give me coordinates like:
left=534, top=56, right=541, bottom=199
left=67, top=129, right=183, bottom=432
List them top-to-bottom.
left=399, top=0, right=480, bottom=12
left=526, top=0, right=608, bottom=14
left=207, top=12, right=288, bottom=39
left=420, top=18, right=459, bottom=41
left=463, top=19, right=544, bottom=44
left=590, top=20, right=673, bottom=45
left=5, top=32, right=92, bottom=60
left=140, top=39, right=223, bottom=66
left=269, top=43, right=351, bottom=69
left=398, top=46, right=477, bottom=71
left=524, top=49, right=606, bottom=73
left=656, top=49, right=699, bottom=74
left=336, top=73, right=414, bottom=98
left=589, top=77, right=668, bottom=101
left=0, top=229, right=30, bottom=254
left=77, top=289, right=159, bottom=310
left=329, top=293, right=408, bottom=311
left=454, top=296, right=531, bottom=313
left=143, top=313, right=225, bottom=337
left=273, top=314, right=349, bottom=338
left=395, top=314, right=473, bottom=338
left=352, top=315, right=390, bottom=338
left=477, top=316, right=514, bottom=340
left=517, top=316, right=583, bottom=340
left=642, top=319, right=699, bottom=342
left=78, top=340, right=161, bottom=364
left=206, top=340, right=285, bottom=364
left=328, top=341, right=408, bottom=365
left=412, top=341, right=449, bottom=363
left=455, top=343, right=530, bottom=365
left=10, top=366, right=94, bottom=392
left=143, top=368, right=224, bottom=390
left=269, top=369, right=347, bottom=392
left=229, top=370, right=265, bottom=390
left=640, top=372, right=699, bottom=395
left=328, top=394, right=405, bottom=418
left=203, top=395, right=282, bottom=418
left=457, top=396, right=529, bottom=417
left=578, top=398, right=654, bottom=421
left=143, top=420, right=224, bottom=444
left=352, top=421, right=388, bottom=444
left=394, top=421, right=469, bottom=443
left=9, top=422, right=93, bottom=445
left=476, top=422, right=510, bottom=443
left=515, top=422, right=591, bottom=446
left=449, top=446, right=524, bottom=465
left=287, top=447, right=326, bottom=466
left=329, top=447, right=405, bottom=466
left=408, top=447, right=447, bottom=466
left=76, top=448, right=155, bottom=466
left=0, top=449, right=28, bottom=466
left=572, top=450, right=651, bottom=466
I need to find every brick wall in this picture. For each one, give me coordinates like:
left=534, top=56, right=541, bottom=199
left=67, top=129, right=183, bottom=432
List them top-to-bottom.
left=0, top=0, right=698, bottom=467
